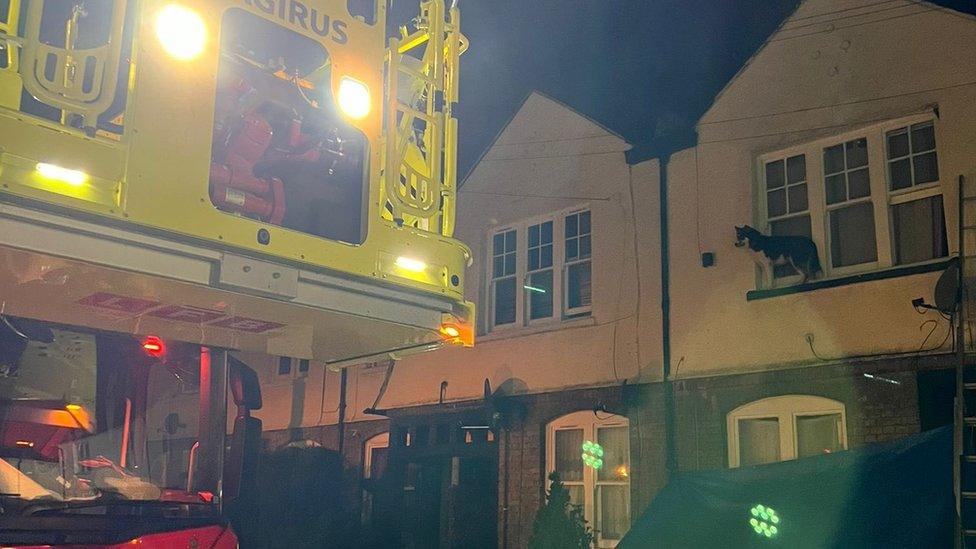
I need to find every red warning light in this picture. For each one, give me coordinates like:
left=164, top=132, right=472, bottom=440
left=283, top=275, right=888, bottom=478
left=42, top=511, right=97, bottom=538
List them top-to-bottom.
left=141, top=336, right=165, bottom=357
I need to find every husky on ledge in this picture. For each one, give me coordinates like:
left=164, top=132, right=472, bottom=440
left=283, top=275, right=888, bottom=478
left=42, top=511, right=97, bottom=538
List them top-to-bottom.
left=734, top=225, right=822, bottom=283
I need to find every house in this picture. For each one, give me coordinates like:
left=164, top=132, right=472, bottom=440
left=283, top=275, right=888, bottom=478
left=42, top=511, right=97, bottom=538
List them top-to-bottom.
left=246, top=0, right=976, bottom=547
left=663, top=0, right=976, bottom=472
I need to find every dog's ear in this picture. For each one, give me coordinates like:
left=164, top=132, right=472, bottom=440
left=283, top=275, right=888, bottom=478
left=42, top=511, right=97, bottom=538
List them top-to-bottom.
left=734, top=225, right=742, bottom=231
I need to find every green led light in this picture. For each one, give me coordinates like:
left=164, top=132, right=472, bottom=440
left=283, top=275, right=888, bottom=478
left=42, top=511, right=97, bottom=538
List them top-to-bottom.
left=581, top=440, right=604, bottom=470
left=748, top=504, right=780, bottom=539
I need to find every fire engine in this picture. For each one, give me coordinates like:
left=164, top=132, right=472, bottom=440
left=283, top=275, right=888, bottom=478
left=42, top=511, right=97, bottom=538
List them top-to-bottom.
left=0, top=0, right=469, bottom=545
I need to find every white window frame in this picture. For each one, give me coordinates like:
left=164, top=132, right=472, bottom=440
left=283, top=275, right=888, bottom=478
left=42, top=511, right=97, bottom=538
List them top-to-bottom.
left=756, top=113, right=946, bottom=288
left=761, top=153, right=812, bottom=286
left=486, top=206, right=592, bottom=332
left=563, top=209, right=593, bottom=316
left=526, top=219, right=557, bottom=324
left=489, top=226, right=519, bottom=330
left=727, top=395, right=847, bottom=468
left=546, top=411, right=630, bottom=548
left=361, top=432, right=389, bottom=524
left=363, top=432, right=389, bottom=479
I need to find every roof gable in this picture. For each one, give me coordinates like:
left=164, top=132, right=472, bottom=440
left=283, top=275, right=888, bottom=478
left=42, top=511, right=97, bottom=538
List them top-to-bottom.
left=698, top=0, right=976, bottom=127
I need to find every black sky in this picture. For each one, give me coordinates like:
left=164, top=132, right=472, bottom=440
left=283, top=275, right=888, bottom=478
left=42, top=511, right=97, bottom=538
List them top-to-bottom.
left=389, top=0, right=976, bottom=177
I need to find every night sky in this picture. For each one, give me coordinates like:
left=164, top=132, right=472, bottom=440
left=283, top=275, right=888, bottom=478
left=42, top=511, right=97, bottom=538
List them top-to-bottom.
left=389, top=0, right=976, bottom=178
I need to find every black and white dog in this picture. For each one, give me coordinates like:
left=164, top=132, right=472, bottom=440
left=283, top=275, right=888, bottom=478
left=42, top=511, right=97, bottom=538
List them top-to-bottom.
left=734, top=225, right=822, bottom=283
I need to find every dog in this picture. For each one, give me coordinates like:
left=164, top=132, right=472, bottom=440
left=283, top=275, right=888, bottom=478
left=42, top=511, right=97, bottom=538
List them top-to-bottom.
left=734, top=225, right=822, bottom=283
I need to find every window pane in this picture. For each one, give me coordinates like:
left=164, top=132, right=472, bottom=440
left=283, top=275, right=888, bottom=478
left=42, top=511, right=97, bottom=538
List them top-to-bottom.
left=911, top=123, right=936, bottom=152
left=887, top=129, right=909, bottom=159
left=845, top=138, right=868, bottom=168
left=824, top=144, right=845, bottom=174
left=912, top=151, right=939, bottom=185
left=786, top=155, right=806, bottom=184
left=889, top=158, right=912, bottom=191
left=765, top=160, right=785, bottom=190
left=848, top=168, right=871, bottom=199
left=825, top=174, right=847, bottom=204
left=788, top=183, right=808, bottom=213
left=767, top=188, right=786, bottom=217
left=892, top=195, right=948, bottom=265
left=830, top=202, right=878, bottom=267
left=580, top=211, right=591, bottom=235
left=566, top=214, right=578, bottom=238
left=770, top=215, right=811, bottom=278
left=541, top=220, right=553, bottom=243
left=529, top=224, right=540, bottom=247
left=505, top=230, right=517, bottom=252
left=493, top=233, right=504, bottom=254
left=579, top=235, right=591, bottom=259
left=566, top=238, right=579, bottom=261
left=540, top=245, right=553, bottom=268
left=528, top=248, right=539, bottom=271
left=504, top=253, right=516, bottom=275
left=567, top=262, right=592, bottom=310
left=528, top=270, right=553, bottom=320
left=493, top=278, right=516, bottom=325
left=278, top=356, right=292, bottom=375
left=796, top=414, right=843, bottom=459
left=738, top=418, right=780, bottom=466
left=597, top=426, right=629, bottom=481
left=555, top=429, right=584, bottom=482
left=368, top=447, right=389, bottom=480
left=567, top=485, right=584, bottom=510
left=598, top=485, right=629, bottom=541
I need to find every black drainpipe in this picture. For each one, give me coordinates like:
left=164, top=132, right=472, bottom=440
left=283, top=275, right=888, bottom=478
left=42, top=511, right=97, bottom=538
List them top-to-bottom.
left=660, top=156, right=678, bottom=476
left=337, top=367, right=348, bottom=455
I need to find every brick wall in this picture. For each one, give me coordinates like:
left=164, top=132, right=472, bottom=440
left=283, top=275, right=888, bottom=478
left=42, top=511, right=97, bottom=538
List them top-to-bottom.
left=257, top=353, right=950, bottom=548
left=671, top=353, right=953, bottom=472
left=497, top=384, right=669, bottom=549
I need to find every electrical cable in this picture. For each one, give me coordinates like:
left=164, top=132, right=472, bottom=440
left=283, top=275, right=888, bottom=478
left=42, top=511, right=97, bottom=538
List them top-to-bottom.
left=788, top=0, right=902, bottom=22
left=777, top=2, right=922, bottom=33
left=769, top=7, right=940, bottom=42
left=699, top=81, right=976, bottom=126
left=458, top=189, right=612, bottom=201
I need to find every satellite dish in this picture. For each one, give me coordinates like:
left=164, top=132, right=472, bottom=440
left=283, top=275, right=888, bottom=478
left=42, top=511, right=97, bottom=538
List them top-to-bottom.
left=934, top=259, right=961, bottom=313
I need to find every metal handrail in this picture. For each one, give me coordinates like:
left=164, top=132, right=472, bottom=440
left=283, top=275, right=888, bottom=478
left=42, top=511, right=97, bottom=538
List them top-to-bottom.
left=19, top=0, right=126, bottom=129
left=382, top=0, right=465, bottom=236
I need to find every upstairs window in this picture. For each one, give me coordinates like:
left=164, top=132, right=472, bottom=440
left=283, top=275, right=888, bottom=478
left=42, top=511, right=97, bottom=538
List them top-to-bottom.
left=757, top=115, right=946, bottom=287
left=886, top=122, right=947, bottom=265
left=823, top=137, right=877, bottom=269
left=763, top=155, right=810, bottom=278
left=488, top=208, right=593, bottom=331
left=564, top=210, right=593, bottom=314
left=527, top=221, right=555, bottom=321
left=490, top=229, right=518, bottom=327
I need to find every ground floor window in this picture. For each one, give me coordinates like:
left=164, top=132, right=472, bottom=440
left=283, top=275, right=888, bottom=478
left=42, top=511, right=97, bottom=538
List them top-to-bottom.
left=727, top=395, right=847, bottom=468
left=546, top=411, right=630, bottom=547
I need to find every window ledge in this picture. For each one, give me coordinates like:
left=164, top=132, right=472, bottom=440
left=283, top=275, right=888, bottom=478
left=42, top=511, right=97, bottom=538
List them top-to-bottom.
left=746, top=258, right=952, bottom=301
left=479, top=314, right=595, bottom=343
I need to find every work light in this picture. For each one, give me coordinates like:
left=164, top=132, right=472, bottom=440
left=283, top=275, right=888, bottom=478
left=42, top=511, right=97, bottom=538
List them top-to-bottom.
left=155, top=4, right=206, bottom=61
left=337, top=77, right=371, bottom=119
